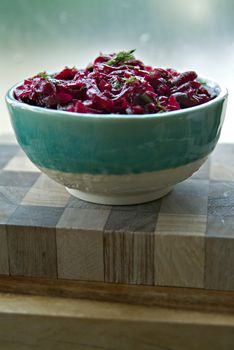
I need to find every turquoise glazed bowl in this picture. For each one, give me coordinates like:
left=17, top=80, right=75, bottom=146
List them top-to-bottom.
left=6, top=79, right=228, bottom=205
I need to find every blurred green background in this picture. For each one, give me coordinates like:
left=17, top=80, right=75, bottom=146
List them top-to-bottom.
left=1, top=0, right=233, bottom=141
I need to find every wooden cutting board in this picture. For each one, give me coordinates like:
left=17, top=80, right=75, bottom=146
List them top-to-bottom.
left=0, top=138, right=234, bottom=292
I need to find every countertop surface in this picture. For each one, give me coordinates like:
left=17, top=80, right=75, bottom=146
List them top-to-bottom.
left=0, top=139, right=234, bottom=291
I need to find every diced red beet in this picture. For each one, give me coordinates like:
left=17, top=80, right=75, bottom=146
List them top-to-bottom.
left=14, top=51, right=214, bottom=114
left=54, top=67, right=78, bottom=80
left=171, top=71, right=198, bottom=87
left=56, top=92, right=73, bottom=105
left=167, top=95, right=181, bottom=111
left=131, top=105, right=144, bottom=114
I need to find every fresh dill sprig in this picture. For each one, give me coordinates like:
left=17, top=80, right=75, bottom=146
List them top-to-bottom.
left=107, top=49, right=136, bottom=66
left=38, top=72, right=50, bottom=79
left=122, top=76, right=137, bottom=84
left=112, top=81, right=122, bottom=89
left=140, top=94, right=152, bottom=104
left=140, top=94, right=167, bottom=112
left=157, top=101, right=166, bottom=112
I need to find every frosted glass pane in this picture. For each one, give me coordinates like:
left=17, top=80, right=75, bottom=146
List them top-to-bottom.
left=0, top=0, right=233, bottom=141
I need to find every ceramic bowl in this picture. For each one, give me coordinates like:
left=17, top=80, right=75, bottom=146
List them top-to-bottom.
left=6, top=78, right=228, bottom=205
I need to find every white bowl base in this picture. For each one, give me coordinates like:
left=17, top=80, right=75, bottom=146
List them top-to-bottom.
left=39, top=157, right=206, bottom=206
left=66, top=186, right=173, bottom=205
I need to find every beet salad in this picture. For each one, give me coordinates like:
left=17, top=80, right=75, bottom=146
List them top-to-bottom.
left=14, top=50, right=215, bottom=115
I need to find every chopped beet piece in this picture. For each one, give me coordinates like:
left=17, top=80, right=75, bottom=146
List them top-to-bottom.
left=14, top=50, right=215, bottom=114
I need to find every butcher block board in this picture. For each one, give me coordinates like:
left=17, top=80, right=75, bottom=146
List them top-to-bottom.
left=0, top=137, right=234, bottom=292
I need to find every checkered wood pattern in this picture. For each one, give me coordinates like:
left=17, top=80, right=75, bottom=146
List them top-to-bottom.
left=0, top=139, right=234, bottom=291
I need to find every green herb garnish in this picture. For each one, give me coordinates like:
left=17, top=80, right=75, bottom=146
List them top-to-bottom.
left=107, top=49, right=136, bottom=66
left=38, top=72, right=50, bottom=79
left=110, top=76, right=123, bottom=89
left=123, top=76, right=137, bottom=84
left=112, top=81, right=122, bottom=89
left=140, top=94, right=152, bottom=104
left=140, top=94, right=167, bottom=112
left=157, top=101, right=166, bottom=112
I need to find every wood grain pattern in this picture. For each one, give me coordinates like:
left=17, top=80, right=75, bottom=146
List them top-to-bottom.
left=0, top=143, right=234, bottom=291
left=0, top=144, right=19, bottom=169
left=210, top=144, right=234, bottom=181
left=4, top=149, right=40, bottom=172
left=0, top=171, right=40, bottom=188
left=22, top=174, right=70, bottom=208
left=167, top=178, right=210, bottom=197
left=208, top=181, right=234, bottom=217
left=0, top=185, right=29, bottom=206
left=0, top=185, right=28, bottom=224
left=160, top=192, right=208, bottom=215
left=160, top=194, right=208, bottom=215
left=0, top=202, right=17, bottom=225
left=8, top=205, right=64, bottom=228
left=57, top=207, right=110, bottom=230
left=56, top=208, right=109, bottom=281
left=104, top=209, right=157, bottom=284
left=104, top=209, right=158, bottom=233
left=155, top=213, right=207, bottom=236
left=207, top=215, right=234, bottom=237
left=0, top=226, right=9, bottom=275
left=7, top=226, right=57, bottom=278
left=56, top=229, right=104, bottom=281
left=104, top=231, right=154, bottom=284
left=155, top=234, right=205, bottom=288
left=205, top=237, right=234, bottom=290
left=2, top=276, right=234, bottom=314
left=0, top=292, right=234, bottom=350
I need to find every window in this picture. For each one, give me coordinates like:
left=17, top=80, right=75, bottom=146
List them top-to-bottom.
left=1, top=0, right=233, bottom=141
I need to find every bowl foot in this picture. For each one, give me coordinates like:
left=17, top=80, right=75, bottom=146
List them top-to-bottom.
left=66, top=186, right=173, bottom=205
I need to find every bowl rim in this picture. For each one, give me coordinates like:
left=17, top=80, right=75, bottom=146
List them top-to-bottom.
left=6, top=77, right=228, bottom=121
